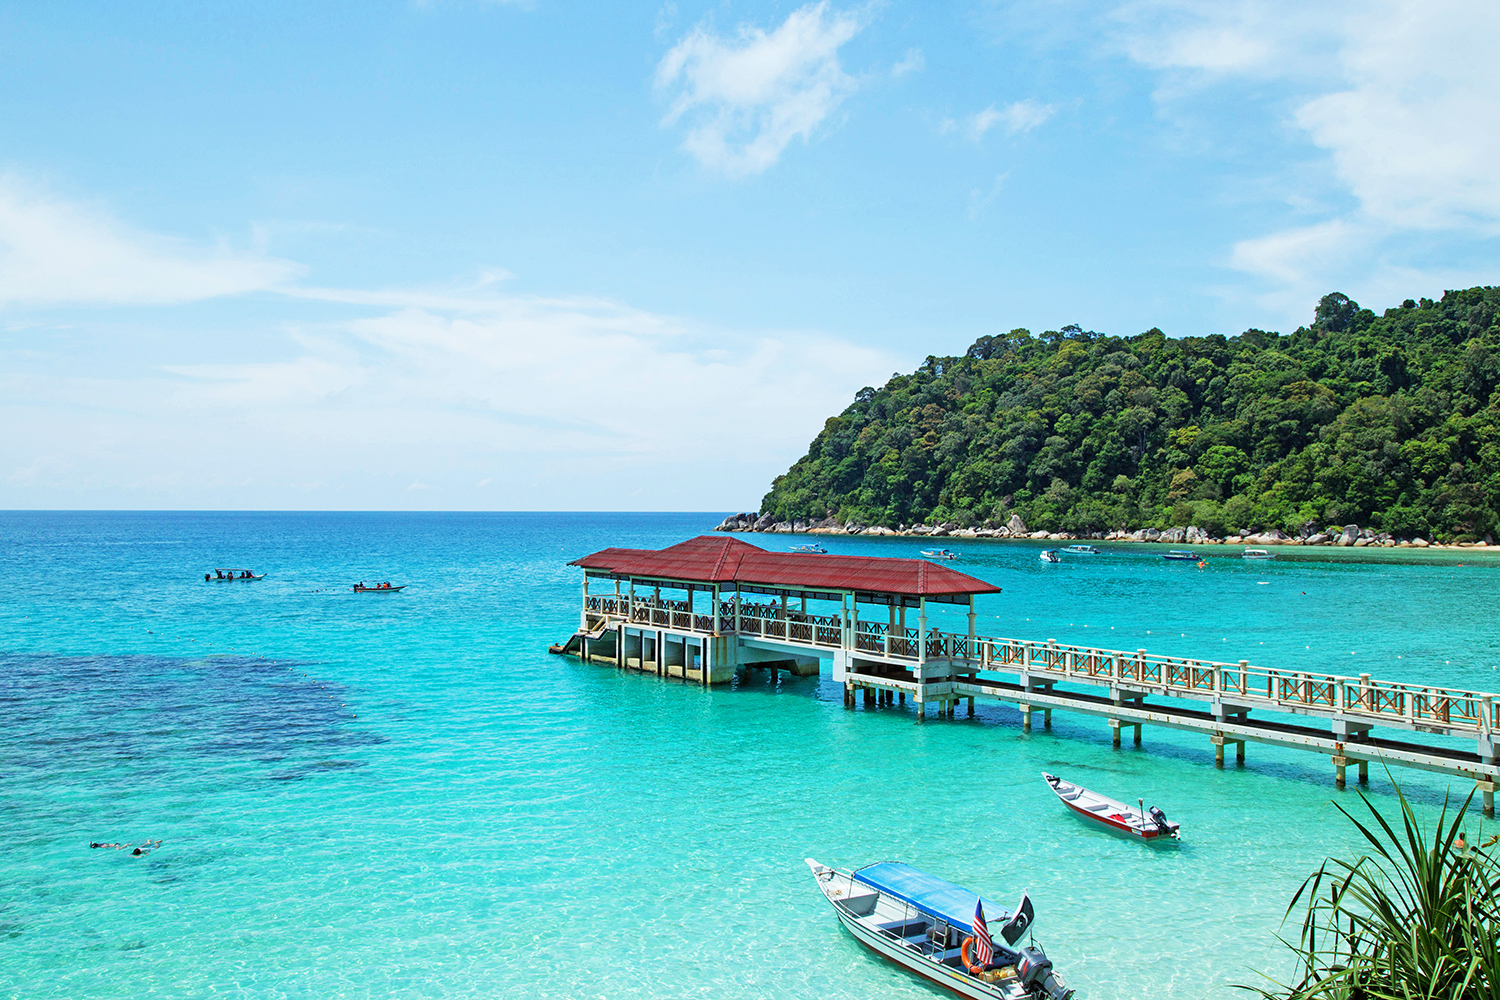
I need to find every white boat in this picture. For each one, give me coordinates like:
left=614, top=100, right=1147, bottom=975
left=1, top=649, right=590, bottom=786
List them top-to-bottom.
left=789, top=543, right=827, bottom=553
left=1062, top=544, right=1100, bottom=554
left=921, top=548, right=958, bottom=560
left=1241, top=548, right=1275, bottom=560
left=1038, top=549, right=1060, bottom=563
left=1161, top=550, right=1199, bottom=561
left=1042, top=772, right=1179, bottom=842
left=806, top=859, right=1073, bottom=1000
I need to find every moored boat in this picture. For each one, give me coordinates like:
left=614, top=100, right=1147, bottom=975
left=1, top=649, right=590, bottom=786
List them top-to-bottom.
left=789, top=542, right=827, bottom=553
left=1062, top=544, right=1100, bottom=555
left=921, top=548, right=958, bottom=560
left=1241, top=548, right=1274, bottom=560
left=1038, top=549, right=1060, bottom=563
left=1161, top=550, right=1199, bottom=561
left=206, top=568, right=264, bottom=581
left=353, top=582, right=406, bottom=592
left=1042, top=772, right=1179, bottom=842
left=805, top=859, right=1072, bottom=1000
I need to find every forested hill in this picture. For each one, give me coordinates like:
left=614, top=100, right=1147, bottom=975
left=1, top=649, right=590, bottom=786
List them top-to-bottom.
left=760, top=287, right=1500, bottom=541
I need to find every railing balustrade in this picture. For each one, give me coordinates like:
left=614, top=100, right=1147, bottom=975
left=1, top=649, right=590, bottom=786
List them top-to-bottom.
left=580, top=595, right=1500, bottom=737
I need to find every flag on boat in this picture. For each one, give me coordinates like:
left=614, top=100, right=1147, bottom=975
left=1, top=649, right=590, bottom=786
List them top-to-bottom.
left=999, top=893, right=1034, bottom=945
left=973, top=899, right=994, bottom=967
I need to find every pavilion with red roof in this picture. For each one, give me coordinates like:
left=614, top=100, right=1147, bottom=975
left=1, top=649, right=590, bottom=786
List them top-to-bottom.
left=559, top=535, right=1001, bottom=716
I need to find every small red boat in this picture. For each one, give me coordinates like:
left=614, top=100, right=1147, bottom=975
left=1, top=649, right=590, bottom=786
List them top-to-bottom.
left=353, top=583, right=405, bottom=593
left=1042, top=772, right=1180, bottom=841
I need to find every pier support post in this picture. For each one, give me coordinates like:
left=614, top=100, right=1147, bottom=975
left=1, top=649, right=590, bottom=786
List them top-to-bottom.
left=844, top=681, right=854, bottom=709
left=863, top=687, right=874, bottom=708
left=898, top=691, right=905, bottom=706
left=967, top=696, right=974, bottom=717
left=918, top=698, right=926, bottom=722
left=1020, top=703, right=1032, bottom=732
left=1044, top=709, right=1051, bottom=730
left=1110, top=719, right=1122, bottom=749
left=1212, top=734, right=1226, bottom=768
left=1333, top=755, right=1348, bottom=790
left=1358, top=759, right=1368, bottom=784
left=1480, top=780, right=1495, bottom=818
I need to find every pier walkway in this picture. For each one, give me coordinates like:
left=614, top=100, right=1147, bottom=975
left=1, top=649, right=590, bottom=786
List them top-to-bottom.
left=558, top=536, right=1499, bottom=814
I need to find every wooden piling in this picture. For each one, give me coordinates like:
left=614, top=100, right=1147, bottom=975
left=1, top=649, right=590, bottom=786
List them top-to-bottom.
left=967, top=696, right=974, bottom=717
left=1111, top=719, right=1122, bottom=749
left=1212, top=733, right=1226, bottom=768
left=1334, top=755, right=1348, bottom=789
left=1358, top=758, right=1368, bottom=784
left=1480, top=779, right=1495, bottom=818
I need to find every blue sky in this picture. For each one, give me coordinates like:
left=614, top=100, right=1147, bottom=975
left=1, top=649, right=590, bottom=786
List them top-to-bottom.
left=3, top=0, right=1497, bottom=509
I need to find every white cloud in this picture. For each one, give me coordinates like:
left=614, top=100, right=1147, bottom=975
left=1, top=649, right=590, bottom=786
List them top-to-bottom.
left=1113, top=0, right=1500, bottom=320
left=655, top=2, right=865, bottom=177
left=893, top=48, right=925, bottom=77
left=969, top=99, right=1056, bottom=140
left=0, top=177, right=301, bottom=307
left=0, top=184, right=906, bottom=507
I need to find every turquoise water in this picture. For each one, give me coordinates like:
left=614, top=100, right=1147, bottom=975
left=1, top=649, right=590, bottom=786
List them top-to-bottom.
left=3, top=512, right=1499, bottom=999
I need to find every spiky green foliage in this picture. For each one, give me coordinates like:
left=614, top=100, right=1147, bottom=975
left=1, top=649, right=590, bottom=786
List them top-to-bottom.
left=760, top=288, right=1500, bottom=540
left=1245, top=785, right=1498, bottom=999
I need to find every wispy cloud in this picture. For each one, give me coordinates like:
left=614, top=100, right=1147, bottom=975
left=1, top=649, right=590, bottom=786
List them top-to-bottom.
left=1112, top=0, right=1500, bottom=320
left=655, top=2, right=865, bottom=177
left=892, top=48, right=925, bottom=77
left=968, top=99, right=1056, bottom=140
left=0, top=177, right=301, bottom=307
left=0, top=182, right=906, bottom=507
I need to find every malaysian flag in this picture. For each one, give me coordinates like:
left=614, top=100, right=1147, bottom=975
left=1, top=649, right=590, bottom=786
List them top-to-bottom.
left=973, top=899, right=994, bottom=967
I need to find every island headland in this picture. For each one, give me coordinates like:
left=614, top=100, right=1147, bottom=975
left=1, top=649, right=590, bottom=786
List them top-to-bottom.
left=740, top=287, right=1500, bottom=549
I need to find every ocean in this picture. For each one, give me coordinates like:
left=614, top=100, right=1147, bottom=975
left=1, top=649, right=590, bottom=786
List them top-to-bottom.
left=3, top=511, right=1498, bottom=999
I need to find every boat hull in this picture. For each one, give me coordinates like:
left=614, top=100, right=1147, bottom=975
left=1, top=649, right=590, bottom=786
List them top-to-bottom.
left=353, top=586, right=406, bottom=592
left=1043, top=772, right=1179, bottom=842
left=832, top=906, right=1006, bottom=1000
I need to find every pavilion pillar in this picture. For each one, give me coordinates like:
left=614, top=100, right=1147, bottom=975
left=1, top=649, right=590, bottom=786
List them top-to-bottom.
left=580, top=574, right=589, bottom=631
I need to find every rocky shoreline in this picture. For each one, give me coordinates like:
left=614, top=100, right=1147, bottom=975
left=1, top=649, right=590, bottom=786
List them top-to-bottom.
left=713, top=512, right=1495, bottom=550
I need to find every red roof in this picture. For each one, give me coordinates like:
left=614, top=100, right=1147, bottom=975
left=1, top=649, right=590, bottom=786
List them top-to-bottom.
left=569, top=536, right=1001, bottom=597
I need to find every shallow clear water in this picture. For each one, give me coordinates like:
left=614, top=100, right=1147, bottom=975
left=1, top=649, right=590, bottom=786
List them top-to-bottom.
left=3, top=512, right=1498, bottom=999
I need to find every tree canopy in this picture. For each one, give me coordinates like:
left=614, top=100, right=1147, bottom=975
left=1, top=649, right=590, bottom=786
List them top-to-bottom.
left=759, top=287, right=1500, bottom=541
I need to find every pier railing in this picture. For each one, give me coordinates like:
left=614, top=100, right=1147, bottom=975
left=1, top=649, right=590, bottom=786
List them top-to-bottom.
left=582, top=594, right=1499, bottom=739
left=975, top=636, right=1500, bottom=739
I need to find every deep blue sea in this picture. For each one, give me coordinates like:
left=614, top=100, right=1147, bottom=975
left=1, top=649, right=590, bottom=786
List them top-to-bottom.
left=3, top=511, right=1499, bottom=999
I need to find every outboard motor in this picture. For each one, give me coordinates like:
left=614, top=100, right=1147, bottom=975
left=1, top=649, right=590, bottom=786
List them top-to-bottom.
left=1149, top=806, right=1174, bottom=837
left=1016, top=945, right=1074, bottom=999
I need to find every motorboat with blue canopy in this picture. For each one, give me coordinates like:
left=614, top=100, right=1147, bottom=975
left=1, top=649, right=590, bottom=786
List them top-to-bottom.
left=807, top=858, right=1072, bottom=1000
left=852, top=862, right=1010, bottom=938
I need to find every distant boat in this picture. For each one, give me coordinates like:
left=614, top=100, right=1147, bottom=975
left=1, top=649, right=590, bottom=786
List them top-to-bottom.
left=789, top=543, right=827, bottom=554
left=1062, top=544, right=1100, bottom=555
left=920, top=548, right=957, bottom=560
left=1241, top=548, right=1275, bottom=560
left=1038, top=549, right=1061, bottom=563
left=1162, top=550, right=1199, bottom=561
left=206, top=568, right=263, bottom=581
left=353, top=583, right=406, bottom=592
left=1042, top=772, right=1180, bottom=842
left=805, top=858, right=1073, bottom=1000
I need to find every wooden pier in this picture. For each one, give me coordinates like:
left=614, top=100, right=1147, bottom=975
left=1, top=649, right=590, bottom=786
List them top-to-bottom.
left=559, top=536, right=1500, bottom=815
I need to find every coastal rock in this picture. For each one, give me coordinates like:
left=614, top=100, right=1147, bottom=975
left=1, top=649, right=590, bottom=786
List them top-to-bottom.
left=714, top=512, right=758, bottom=532
left=753, top=513, right=776, bottom=531
left=1006, top=514, right=1028, bottom=535
left=1339, top=524, right=1359, bottom=546
left=865, top=526, right=896, bottom=536
left=929, top=526, right=950, bottom=537
left=953, top=528, right=979, bottom=538
left=1143, top=528, right=1161, bottom=541
left=1030, top=530, right=1050, bottom=539
left=1305, top=532, right=1330, bottom=545
left=1353, top=537, right=1371, bottom=547
left=1410, top=537, right=1429, bottom=547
